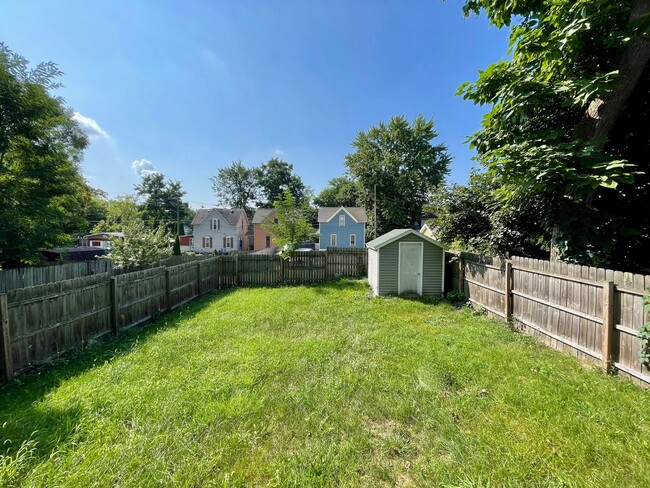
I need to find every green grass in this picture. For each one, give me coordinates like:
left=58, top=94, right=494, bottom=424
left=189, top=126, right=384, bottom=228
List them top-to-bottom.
left=1, top=280, right=649, bottom=487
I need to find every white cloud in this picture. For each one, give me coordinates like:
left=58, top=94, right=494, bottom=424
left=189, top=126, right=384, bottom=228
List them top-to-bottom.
left=72, top=112, right=110, bottom=140
left=273, top=147, right=286, bottom=157
left=131, top=159, right=159, bottom=177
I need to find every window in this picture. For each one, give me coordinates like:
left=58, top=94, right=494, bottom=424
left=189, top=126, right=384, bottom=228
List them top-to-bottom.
left=339, top=215, right=345, bottom=227
left=211, top=218, right=220, bottom=230
left=274, top=218, right=279, bottom=224
left=330, top=234, right=337, bottom=247
left=350, top=234, right=356, bottom=246
left=265, top=235, right=271, bottom=248
left=202, top=236, right=213, bottom=248
left=224, top=236, right=233, bottom=248
left=91, top=240, right=102, bottom=247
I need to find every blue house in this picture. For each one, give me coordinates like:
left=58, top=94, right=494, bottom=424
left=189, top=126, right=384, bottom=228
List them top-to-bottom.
left=318, top=207, right=367, bottom=250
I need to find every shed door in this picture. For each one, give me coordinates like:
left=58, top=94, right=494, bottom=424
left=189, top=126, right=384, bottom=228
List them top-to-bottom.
left=398, top=242, right=422, bottom=295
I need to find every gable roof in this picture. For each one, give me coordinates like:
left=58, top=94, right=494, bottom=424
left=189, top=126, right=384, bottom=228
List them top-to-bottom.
left=317, top=206, right=367, bottom=223
left=191, top=208, right=246, bottom=226
left=252, top=208, right=276, bottom=224
left=366, top=228, right=445, bottom=251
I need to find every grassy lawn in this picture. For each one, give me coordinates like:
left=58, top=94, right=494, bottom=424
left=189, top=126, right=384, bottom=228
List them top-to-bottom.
left=1, top=279, right=649, bottom=487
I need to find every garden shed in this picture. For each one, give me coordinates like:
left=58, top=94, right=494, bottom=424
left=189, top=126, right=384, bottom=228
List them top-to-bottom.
left=366, top=229, right=445, bottom=297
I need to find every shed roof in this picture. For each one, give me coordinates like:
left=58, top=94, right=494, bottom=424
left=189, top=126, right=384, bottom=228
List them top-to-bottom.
left=317, top=206, right=367, bottom=223
left=192, top=208, right=245, bottom=226
left=366, top=228, right=445, bottom=251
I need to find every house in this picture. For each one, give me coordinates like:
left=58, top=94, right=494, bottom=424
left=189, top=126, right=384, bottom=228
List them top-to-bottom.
left=318, top=207, right=367, bottom=250
left=191, top=208, right=249, bottom=253
left=252, top=208, right=278, bottom=251
left=419, top=223, right=436, bottom=239
left=366, top=228, right=445, bottom=297
left=75, top=232, right=124, bottom=249
left=41, top=246, right=107, bottom=262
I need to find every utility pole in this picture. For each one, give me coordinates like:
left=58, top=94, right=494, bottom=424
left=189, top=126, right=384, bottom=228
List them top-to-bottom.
left=373, top=184, right=377, bottom=239
left=176, top=204, right=180, bottom=235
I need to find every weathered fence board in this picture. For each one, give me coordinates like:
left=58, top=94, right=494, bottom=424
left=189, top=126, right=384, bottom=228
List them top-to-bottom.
left=449, top=252, right=650, bottom=386
left=0, top=260, right=114, bottom=292
left=115, top=268, right=166, bottom=331
left=5, top=274, right=112, bottom=374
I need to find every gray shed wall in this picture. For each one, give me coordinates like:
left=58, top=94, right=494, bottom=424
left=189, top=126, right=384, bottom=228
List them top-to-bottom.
left=375, top=234, right=443, bottom=296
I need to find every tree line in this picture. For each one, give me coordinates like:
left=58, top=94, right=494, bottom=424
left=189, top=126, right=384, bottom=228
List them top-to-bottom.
left=2, top=0, right=648, bottom=273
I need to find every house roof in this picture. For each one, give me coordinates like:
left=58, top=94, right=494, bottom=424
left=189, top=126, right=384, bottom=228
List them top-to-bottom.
left=317, top=206, right=367, bottom=223
left=191, top=208, right=245, bottom=226
left=252, top=208, right=276, bottom=224
left=366, top=228, right=445, bottom=251
left=84, top=232, right=124, bottom=239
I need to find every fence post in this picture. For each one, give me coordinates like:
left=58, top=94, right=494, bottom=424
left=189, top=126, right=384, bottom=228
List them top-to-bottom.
left=325, top=251, right=330, bottom=280
left=234, top=254, right=239, bottom=287
left=458, top=255, right=465, bottom=293
left=279, top=256, right=285, bottom=285
left=504, top=261, right=512, bottom=320
left=196, top=262, right=202, bottom=296
left=165, top=269, right=172, bottom=311
left=110, top=277, right=119, bottom=336
left=601, top=281, right=615, bottom=373
left=0, top=294, right=13, bottom=383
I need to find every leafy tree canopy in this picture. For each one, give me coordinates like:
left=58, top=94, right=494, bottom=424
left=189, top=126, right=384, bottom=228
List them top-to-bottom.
left=459, top=0, right=650, bottom=269
left=0, top=43, right=88, bottom=266
left=345, top=115, right=450, bottom=237
left=254, top=158, right=307, bottom=208
left=210, top=160, right=257, bottom=218
left=134, top=172, right=193, bottom=235
left=431, top=172, right=555, bottom=258
left=313, top=176, right=361, bottom=208
left=80, top=185, right=109, bottom=234
left=262, top=188, right=313, bottom=258
left=92, top=194, right=144, bottom=233
left=102, top=220, right=170, bottom=270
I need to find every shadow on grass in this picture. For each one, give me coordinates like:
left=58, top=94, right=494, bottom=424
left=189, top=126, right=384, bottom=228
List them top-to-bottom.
left=0, top=287, right=236, bottom=476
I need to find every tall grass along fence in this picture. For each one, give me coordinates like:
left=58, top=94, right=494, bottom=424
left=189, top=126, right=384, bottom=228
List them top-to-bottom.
left=0, top=250, right=367, bottom=382
left=447, top=252, right=650, bottom=386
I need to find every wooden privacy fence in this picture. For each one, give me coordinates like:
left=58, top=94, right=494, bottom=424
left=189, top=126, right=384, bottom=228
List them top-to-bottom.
left=0, top=250, right=367, bottom=382
left=448, top=252, right=650, bottom=386
left=0, top=260, right=115, bottom=293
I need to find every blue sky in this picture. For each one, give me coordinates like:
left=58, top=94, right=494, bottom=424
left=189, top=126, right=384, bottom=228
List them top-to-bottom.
left=1, top=0, right=508, bottom=209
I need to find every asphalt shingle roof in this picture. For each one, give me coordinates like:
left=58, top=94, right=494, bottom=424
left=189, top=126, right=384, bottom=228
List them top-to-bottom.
left=317, top=207, right=367, bottom=223
left=191, top=208, right=245, bottom=226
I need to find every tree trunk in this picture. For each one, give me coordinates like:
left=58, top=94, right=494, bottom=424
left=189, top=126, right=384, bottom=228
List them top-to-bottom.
left=574, top=0, right=650, bottom=142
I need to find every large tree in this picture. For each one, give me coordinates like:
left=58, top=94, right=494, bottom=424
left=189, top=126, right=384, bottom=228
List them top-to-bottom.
left=459, top=0, right=650, bottom=268
left=0, top=43, right=88, bottom=266
left=345, top=115, right=450, bottom=237
left=254, top=158, right=307, bottom=207
left=210, top=160, right=258, bottom=218
left=134, top=172, right=193, bottom=235
left=313, top=176, right=361, bottom=208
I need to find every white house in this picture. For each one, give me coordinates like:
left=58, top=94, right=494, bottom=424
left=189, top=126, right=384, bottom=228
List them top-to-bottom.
left=191, top=208, right=249, bottom=253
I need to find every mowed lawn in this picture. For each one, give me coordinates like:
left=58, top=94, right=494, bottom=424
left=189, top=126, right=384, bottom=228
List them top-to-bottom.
left=1, top=280, right=649, bottom=487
